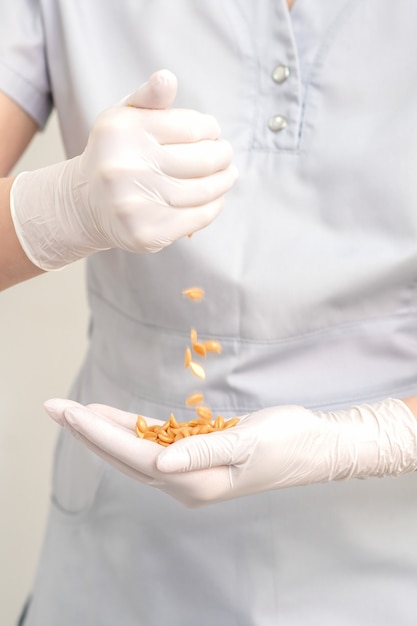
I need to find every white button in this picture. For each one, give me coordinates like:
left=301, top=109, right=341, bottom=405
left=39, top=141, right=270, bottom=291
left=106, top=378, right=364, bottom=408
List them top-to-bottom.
left=272, top=64, right=290, bottom=84
left=268, top=114, right=287, bottom=132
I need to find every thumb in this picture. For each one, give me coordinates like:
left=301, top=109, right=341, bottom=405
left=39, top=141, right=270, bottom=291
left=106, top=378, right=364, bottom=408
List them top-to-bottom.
left=121, top=69, right=177, bottom=110
left=157, top=431, right=236, bottom=473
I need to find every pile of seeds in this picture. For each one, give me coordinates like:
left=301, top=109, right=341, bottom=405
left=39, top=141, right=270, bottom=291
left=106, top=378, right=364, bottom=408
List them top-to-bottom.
left=135, top=411, right=240, bottom=446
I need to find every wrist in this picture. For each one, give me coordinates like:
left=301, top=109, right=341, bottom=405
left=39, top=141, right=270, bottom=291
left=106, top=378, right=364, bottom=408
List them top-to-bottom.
left=10, top=157, right=109, bottom=271
left=0, top=177, right=44, bottom=290
left=400, top=395, right=417, bottom=419
left=315, top=398, right=417, bottom=482
left=342, top=398, right=417, bottom=479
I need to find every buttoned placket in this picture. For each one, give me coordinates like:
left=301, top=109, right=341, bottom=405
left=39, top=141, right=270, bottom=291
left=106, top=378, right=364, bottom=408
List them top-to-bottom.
left=252, top=0, right=303, bottom=152
left=268, top=64, right=290, bottom=131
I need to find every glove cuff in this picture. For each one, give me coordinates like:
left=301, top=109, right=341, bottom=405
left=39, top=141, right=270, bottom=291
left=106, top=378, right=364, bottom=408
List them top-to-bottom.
left=10, top=157, right=109, bottom=271
left=370, top=397, right=417, bottom=477
left=319, top=398, right=417, bottom=481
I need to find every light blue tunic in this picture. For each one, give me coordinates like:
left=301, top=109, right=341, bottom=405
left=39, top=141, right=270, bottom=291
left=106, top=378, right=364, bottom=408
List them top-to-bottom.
left=2, top=1, right=417, bottom=624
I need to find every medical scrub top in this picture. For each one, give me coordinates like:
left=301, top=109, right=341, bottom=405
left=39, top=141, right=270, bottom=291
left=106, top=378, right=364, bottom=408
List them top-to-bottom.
left=2, top=1, right=417, bottom=624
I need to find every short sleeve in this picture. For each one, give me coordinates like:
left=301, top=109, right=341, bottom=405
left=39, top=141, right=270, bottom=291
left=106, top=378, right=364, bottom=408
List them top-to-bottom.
left=0, top=0, right=53, bottom=128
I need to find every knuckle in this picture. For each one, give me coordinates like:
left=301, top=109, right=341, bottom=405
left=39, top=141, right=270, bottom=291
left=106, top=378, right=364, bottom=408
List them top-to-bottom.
left=92, top=107, right=143, bottom=145
left=93, top=108, right=125, bottom=134
left=183, top=111, right=219, bottom=142
left=185, top=119, right=202, bottom=143
left=96, top=163, right=119, bottom=185
left=96, top=163, right=140, bottom=189
left=94, top=164, right=130, bottom=198
left=200, top=177, right=223, bottom=202
left=164, top=189, right=181, bottom=208
left=195, top=198, right=224, bottom=228
left=129, top=222, right=162, bottom=251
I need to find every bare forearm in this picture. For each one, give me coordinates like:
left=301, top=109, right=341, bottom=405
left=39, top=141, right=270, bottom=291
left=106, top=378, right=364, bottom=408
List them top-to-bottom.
left=0, top=177, right=44, bottom=291
left=401, top=396, right=417, bottom=419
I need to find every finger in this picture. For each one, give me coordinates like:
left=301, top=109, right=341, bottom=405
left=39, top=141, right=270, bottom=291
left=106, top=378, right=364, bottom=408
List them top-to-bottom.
left=122, top=69, right=178, bottom=110
left=135, top=107, right=221, bottom=144
left=92, top=108, right=222, bottom=164
left=158, top=138, right=234, bottom=179
left=105, top=162, right=238, bottom=214
left=158, top=164, right=239, bottom=209
left=113, top=165, right=237, bottom=249
left=119, top=196, right=226, bottom=252
left=44, top=398, right=85, bottom=426
left=44, top=399, right=161, bottom=434
left=44, top=400, right=155, bottom=479
left=63, top=405, right=162, bottom=474
left=63, top=421, right=163, bottom=485
left=157, top=430, right=238, bottom=472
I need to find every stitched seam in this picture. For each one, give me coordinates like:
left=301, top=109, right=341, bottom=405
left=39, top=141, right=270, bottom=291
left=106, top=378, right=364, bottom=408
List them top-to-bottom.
left=298, top=0, right=360, bottom=149
left=0, top=59, right=48, bottom=98
left=89, top=286, right=417, bottom=346
left=87, top=350, right=417, bottom=414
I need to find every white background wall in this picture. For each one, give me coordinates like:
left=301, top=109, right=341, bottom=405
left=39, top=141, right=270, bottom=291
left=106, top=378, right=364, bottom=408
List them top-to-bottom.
left=0, top=114, right=89, bottom=625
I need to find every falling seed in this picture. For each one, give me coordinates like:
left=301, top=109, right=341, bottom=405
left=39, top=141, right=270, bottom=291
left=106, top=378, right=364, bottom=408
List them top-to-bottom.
left=182, top=287, right=205, bottom=301
left=204, top=340, right=223, bottom=354
left=192, top=342, right=207, bottom=357
left=184, top=347, right=192, bottom=368
left=189, top=361, right=206, bottom=380
left=185, top=393, right=205, bottom=406
left=195, top=406, right=213, bottom=420
left=189, top=416, right=212, bottom=426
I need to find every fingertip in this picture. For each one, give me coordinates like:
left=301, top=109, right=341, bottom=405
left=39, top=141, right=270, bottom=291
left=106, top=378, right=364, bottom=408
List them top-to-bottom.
left=149, top=68, right=177, bottom=90
left=127, top=69, right=178, bottom=110
left=44, top=398, right=81, bottom=425
left=63, top=405, right=88, bottom=428
left=156, top=449, right=186, bottom=473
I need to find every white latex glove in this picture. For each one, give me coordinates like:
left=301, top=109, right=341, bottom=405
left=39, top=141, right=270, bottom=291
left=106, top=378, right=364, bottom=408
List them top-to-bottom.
left=11, top=69, right=237, bottom=270
left=44, top=397, right=417, bottom=507
left=44, top=399, right=233, bottom=508
left=156, top=399, right=417, bottom=502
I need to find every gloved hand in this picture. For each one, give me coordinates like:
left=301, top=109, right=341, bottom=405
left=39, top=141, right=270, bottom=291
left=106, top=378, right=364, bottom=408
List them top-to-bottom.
left=11, top=69, right=237, bottom=270
left=44, top=397, right=417, bottom=507
left=157, top=398, right=417, bottom=501
left=44, top=399, right=233, bottom=508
